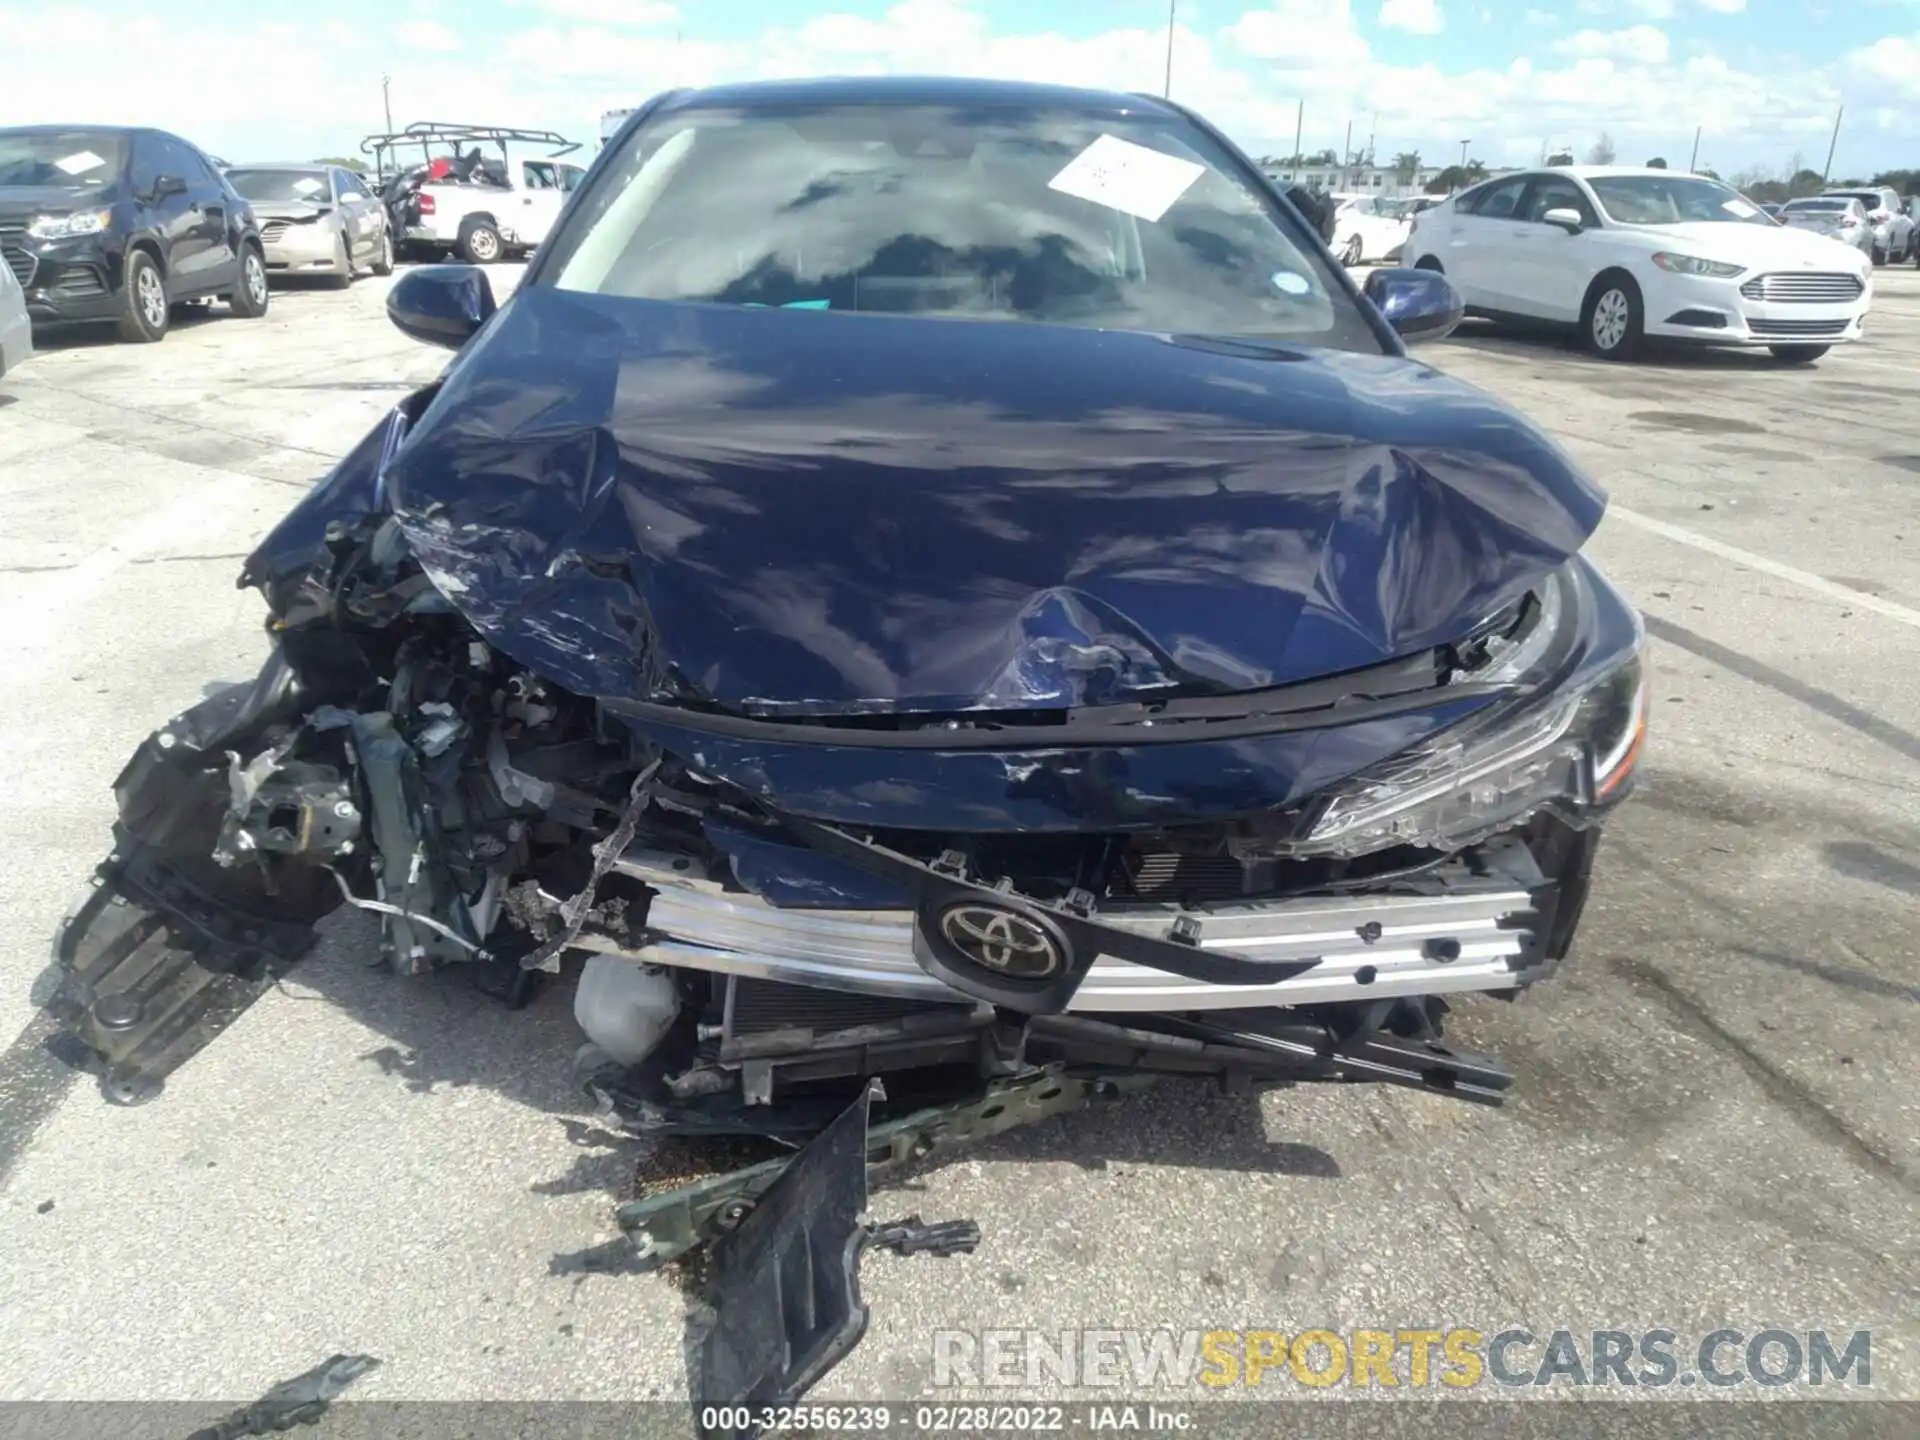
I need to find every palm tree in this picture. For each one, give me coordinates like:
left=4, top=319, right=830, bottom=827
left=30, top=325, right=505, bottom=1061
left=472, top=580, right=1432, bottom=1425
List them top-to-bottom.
left=1392, top=150, right=1421, bottom=183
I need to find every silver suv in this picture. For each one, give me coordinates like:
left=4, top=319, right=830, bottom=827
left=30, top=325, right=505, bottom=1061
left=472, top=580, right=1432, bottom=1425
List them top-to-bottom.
left=1822, top=186, right=1914, bottom=264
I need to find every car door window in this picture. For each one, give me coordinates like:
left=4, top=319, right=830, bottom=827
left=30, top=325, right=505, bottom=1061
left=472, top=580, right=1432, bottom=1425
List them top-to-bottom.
left=130, top=133, right=160, bottom=197
left=152, top=135, right=211, bottom=193
left=167, top=137, right=217, bottom=187
left=523, top=161, right=557, bottom=190
left=558, top=164, right=585, bottom=193
left=1466, top=176, right=1531, bottom=221
left=1519, top=178, right=1596, bottom=226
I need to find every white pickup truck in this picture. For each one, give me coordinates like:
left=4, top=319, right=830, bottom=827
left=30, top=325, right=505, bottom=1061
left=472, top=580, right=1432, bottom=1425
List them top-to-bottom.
left=365, top=125, right=587, bottom=264
left=403, top=153, right=588, bottom=263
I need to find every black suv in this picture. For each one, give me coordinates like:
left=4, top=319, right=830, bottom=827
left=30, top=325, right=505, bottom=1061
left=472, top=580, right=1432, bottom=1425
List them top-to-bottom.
left=0, top=125, right=270, bottom=343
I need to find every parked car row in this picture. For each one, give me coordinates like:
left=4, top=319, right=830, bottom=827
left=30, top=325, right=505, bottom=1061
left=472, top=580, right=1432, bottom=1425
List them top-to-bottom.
left=0, top=123, right=458, bottom=348
left=0, top=125, right=271, bottom=344
left=1402, top=164, right=1876, bottom=363
left=1817, top=185, right=1915, bottom=264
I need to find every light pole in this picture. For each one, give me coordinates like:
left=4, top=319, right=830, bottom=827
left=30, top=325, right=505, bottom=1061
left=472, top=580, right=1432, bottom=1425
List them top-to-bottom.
left=1163, top=1, right=1176, bottom=98
left=381, top=74, right=393, bottom=135
left=1459, top=139, right=1471, bottom=168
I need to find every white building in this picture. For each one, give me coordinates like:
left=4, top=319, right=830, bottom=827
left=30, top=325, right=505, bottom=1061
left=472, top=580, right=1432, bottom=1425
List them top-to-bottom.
left=1261, top=163, right=1441, bottom=197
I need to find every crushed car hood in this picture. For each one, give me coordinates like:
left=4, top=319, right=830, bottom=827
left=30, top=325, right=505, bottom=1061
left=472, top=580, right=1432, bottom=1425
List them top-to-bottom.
left=383, top=287, right=1605, bottom=716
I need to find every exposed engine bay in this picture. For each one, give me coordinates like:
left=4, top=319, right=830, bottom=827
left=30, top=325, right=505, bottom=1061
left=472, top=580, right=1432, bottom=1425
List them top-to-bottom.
left=42, top=344, right=1642, bottom=1427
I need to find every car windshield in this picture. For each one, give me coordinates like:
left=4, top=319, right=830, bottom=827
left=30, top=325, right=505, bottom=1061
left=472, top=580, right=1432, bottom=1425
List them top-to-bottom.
left=544, top=103, right=1380, bottom=353
left=0, top=129, right=127, bottom=189
left=225, top=169, right=332, bottom=204
left=1586, top=174, right=1774, bottom=226
left=1823, top=192, right=1881, bottom=211
left=1784, top=199, right=1851, bottom=213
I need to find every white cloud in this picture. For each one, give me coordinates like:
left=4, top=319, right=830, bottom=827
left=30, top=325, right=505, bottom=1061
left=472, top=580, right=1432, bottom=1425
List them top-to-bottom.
left=0, top=0, right=1900, bottom=182
left=539, top=0, right=679, bottom=22
left=1380, top=0, right=1445, bottom=35
left=1627, top=0, right=1676, bottom=17
left=1225, top=1, right=1371, bottom=69
left=395, top=20, right=460, bottom=52
left=1552, top=25, right=1671, bottom=63
left=1853, top=35, right=1920, bottom=84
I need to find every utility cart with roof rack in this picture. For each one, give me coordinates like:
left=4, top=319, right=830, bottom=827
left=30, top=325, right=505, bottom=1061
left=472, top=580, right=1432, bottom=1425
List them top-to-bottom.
left=359, top=123, right=586, bottom=264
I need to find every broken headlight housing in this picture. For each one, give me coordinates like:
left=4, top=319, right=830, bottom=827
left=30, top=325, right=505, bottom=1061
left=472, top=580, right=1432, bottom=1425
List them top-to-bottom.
left=1290, top=560, right=1646, bottom=859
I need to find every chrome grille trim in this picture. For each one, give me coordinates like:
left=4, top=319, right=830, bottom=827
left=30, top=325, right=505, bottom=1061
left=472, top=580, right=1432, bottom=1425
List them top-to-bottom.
left=260, top=220, right=290, bottom=244
left=1738, top=272, right=1864, bottom=303
left=1748, top=317, right=1850, bottom=338
left=598, top=849, right=1536, bottom=1013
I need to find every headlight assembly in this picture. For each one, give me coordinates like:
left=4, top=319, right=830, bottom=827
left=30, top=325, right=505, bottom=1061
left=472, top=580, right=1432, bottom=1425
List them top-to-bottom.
left=27, top=209, right=111, bottom=240
left=1651, top=252, right=1744, bottom=279
left=1285, top=563, right=1647, bottom=859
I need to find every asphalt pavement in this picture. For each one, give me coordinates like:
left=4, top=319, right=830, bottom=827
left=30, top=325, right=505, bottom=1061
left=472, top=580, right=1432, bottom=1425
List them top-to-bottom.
left=0, top=262, right=1914, bottom=1412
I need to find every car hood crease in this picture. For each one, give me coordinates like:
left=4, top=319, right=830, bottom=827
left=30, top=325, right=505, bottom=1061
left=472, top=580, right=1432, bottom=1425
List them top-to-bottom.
left=381, top=286, right=1606, bottom=715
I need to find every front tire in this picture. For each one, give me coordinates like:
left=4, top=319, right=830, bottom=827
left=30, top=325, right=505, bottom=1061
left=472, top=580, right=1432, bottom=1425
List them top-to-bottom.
left=458, top=217, right=503, bottom=265
left=372, top=227, right=394, bottom=277
left=329, top=235, right=353, bottom=289
left=1342, top=235, right=1362, bottom=266
left=1871, top=242, right=1887, bottom=266
left=229, top=246, right=270, bottom=318
left=117, top=250, right=169, bottom=343
left=1582, top=274, right=1644, bottom=361
left=1769, top=345, right=1829, bottom=364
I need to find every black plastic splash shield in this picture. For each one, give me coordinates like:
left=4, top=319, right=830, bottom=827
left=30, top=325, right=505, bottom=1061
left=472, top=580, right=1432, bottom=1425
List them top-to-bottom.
left=695, top=1084, right=875, bottom=1439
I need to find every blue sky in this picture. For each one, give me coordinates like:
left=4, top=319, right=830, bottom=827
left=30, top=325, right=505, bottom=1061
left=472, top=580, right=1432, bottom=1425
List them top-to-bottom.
left=2, top=1, right=1914, bottom=179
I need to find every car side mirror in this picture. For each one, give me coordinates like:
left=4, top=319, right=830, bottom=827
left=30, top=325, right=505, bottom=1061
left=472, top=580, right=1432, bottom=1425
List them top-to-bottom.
left=153, top=174, right=188, bottom=200
left=1541, top=207, right=1585, bottom=234
left=387, top=265, right=497, bottom=350
left=1363, top=266, right=1464, bottom=345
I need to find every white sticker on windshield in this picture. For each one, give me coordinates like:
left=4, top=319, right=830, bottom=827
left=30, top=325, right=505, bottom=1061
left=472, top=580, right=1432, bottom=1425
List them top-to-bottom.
left=1048, top=134, right=1206, bottom=223
left=55, top=150, right=106, bottom=175
left=293, top=177, right=325, bottom=195
left=1722, top=197, right=1759, bottom=217
left=1270, top=270, right=1310, bottom=296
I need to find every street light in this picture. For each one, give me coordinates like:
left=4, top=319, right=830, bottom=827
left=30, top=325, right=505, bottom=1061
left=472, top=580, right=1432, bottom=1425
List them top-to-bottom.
left=1459, top=139, right=1471, bottom=167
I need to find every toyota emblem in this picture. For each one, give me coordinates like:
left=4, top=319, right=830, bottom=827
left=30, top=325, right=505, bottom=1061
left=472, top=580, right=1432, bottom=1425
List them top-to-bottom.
left=937, top=904, right=1065, bottom=978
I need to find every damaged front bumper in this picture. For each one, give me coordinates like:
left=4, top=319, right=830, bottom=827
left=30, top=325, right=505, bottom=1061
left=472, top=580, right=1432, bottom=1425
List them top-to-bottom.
left=599, top=838, right=1553, bottom=1011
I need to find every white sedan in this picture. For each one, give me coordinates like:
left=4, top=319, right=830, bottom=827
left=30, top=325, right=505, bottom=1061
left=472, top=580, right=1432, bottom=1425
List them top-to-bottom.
left=1402, top=165, right=1873, bottom=363
left=1329, top=193, right=1411, bottom=266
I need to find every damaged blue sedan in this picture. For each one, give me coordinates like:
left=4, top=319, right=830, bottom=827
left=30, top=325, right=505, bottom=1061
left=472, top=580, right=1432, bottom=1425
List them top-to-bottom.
left=48, top=77, right=1645, bottom=1417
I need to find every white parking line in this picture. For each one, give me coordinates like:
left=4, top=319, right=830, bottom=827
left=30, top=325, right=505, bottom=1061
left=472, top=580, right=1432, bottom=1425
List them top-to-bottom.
left=1607, top=504, right=1920, bottom=630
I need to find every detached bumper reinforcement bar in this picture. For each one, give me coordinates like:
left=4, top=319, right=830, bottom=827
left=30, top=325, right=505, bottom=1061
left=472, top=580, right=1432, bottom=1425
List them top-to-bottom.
left=598, top=847, right=1542, bottom=1013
